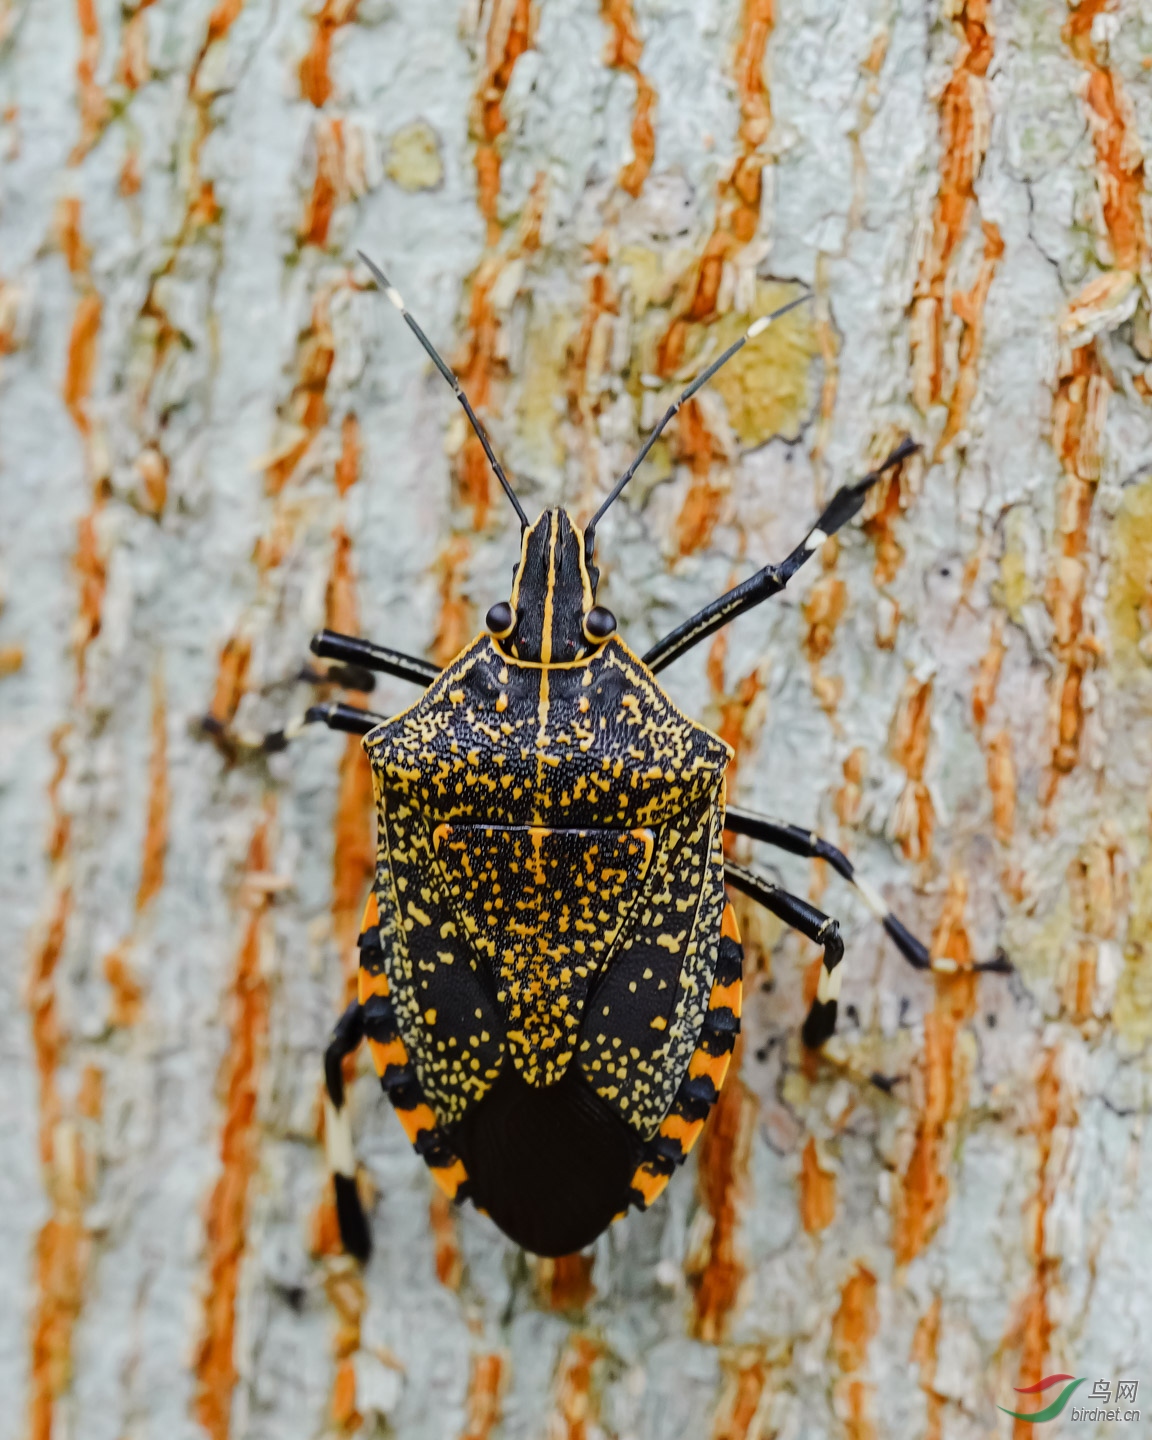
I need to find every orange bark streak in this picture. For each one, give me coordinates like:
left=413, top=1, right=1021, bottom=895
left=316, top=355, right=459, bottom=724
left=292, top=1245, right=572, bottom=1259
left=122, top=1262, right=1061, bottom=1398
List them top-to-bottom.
left=71, top=0, right=110, bottom=161
left=473, top=0, right=534, bottom=243
left=601, top=0, right=657, bottom=196
left=659, top=0, right=773, bottom=362
left=300, top=1, right=359, bottom=107
left=910, top=1, right=994, bottom=413
left=1063, top=1, right=1147, bottom=272
left=117, top=2, right=156, bottom=91
left=1043, top=3, right=1146, bottom=791
left=300, top=118, right=345, bottom=248
left=55, top=198, right=90, bottom=280
left=935, top=221, right=1004, bottom=454
left=452, top=264, right=503, bottom=531
left=265, top=289, right=337, bottom=495
left=62, top=292, right=101, bottom=433
left=1045, top=344, right=1106, bottom=789
left=672, top=400, right=725, bottom=556
left=334, top=412, right=361, bottom=496
left=136, top=446, right=169, bottom=517
left=861, top=464, right=908, bottom=588
left=72, top=497, right=107, bottom=680
left=432, top=535, right=474, bottom=668
left=802, top=538, right=848, bottom=714
left=971, top=615, right=1004, bottom=729
left=705, top=628, right=766, bottom=826
left=207, top=635, right=252, bottom=730
left=135, top=674, right=169, bottom=914
left=890, top=677, right=935, bottom=863
left=26, top=727, right=86, bottom=1436
left=986, top=728, right=1016, bottom=845
left=834, top=747, right=866, bottom=829
left=193, top=816, right=274, bottom=1440
left=894, top=876, right=976, bottom=1264
left=103, top=945, right=145, bottom=1028
left=689, top=1041, right=756, bottom=1342
left=1005, top=1049, right=1069, bottom=1440
left=798, top=1136, right=836, bottom=1233
left=429, top=1188, right=463, bottom=1291
left=28, top=1214, right=90, bottom=1440
left=536, top=1252, right=596, bottom=1311
left=832, top=1264, right=878, bottom=1373
left=832, top=1266, right=878, bottom=1440
left=323, top=1268, right=367, bottom=1433
left=912, top=1297, right=944, bottom=1440
left=547, top=1334, right=601, bottom=1440
left=710, top=1351, right=770, bottom=1440
left=460, top=1352, right=506, bottom=1440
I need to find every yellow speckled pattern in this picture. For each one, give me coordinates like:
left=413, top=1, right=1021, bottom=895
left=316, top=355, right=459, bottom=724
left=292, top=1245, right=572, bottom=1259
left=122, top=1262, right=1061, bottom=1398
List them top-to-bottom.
left=364, top=621, right=733, bottom=1136
left=577, top=797, right=727, bottom=1130
left=433, top=823, right=654, bottom=1086
left=626, top=901, right=743, bottom=1209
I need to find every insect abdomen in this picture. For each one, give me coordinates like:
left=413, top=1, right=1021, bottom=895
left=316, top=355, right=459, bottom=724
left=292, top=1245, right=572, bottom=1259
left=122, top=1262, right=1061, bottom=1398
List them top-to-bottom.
left=450, top=1064, right=642, bottom=1257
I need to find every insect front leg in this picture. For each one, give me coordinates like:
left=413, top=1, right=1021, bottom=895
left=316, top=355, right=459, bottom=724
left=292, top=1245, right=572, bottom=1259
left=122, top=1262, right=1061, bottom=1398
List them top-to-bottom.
left=642, top=438, right=918, bottom=674
left=202, top=629, right=438, bottom=757
left=724, top=804, right=1011, bottom=978
left=724, top=861, right=844, bottom=1048
left=324, top=998, right=371, bottom=1261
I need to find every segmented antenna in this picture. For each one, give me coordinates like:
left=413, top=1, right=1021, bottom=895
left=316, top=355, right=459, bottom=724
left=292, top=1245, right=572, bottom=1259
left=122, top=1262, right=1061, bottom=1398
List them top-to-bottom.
left=357, top=251, right=530, bottom=529
left=584, top=290, right=813, bottom=559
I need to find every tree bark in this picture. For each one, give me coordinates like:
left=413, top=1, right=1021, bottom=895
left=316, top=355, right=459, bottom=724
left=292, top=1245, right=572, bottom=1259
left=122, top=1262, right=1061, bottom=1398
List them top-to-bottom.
left=3, top=0, right=1152, bottom=1436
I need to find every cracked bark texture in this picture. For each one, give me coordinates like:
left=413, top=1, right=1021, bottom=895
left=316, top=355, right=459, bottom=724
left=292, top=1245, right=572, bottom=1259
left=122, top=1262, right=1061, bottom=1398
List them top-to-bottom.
left=3, top=1, right=1152, bottom=1437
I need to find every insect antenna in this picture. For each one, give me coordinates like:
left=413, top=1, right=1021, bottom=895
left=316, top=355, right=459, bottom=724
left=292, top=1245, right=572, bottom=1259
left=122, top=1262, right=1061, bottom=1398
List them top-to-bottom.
left=358, top=250, right=530, bottom=529
left=583, top=289, right=813, bottom=561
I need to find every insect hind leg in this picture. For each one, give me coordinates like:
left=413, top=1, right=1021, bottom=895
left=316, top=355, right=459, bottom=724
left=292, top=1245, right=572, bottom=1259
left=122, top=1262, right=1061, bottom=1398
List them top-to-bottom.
left=723, top=805, right=1010, bottom=977
left=723, top=862, right=843, bottom=1049
left=324, top=999, right=371, bottom=1262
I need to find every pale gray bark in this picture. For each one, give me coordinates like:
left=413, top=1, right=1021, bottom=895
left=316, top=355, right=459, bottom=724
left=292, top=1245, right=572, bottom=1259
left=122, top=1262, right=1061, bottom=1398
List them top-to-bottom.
left=3, top=1, right=1152, bottom=1438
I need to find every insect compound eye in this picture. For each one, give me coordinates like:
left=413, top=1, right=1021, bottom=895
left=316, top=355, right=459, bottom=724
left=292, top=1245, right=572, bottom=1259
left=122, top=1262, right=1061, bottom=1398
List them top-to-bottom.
left=486, top=601, right=516, bottom=639
left=583, top=606, right=617, bottom=642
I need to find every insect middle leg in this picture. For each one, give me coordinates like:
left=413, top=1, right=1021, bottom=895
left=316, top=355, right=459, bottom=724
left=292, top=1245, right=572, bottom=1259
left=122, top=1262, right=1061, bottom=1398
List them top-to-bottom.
left=724, top=803, right=1010, bottom=977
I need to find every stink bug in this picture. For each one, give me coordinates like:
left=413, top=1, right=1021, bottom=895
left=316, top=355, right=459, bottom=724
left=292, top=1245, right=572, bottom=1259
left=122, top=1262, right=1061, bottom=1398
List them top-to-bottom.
left=260, top=254, right=1009, bottom=1260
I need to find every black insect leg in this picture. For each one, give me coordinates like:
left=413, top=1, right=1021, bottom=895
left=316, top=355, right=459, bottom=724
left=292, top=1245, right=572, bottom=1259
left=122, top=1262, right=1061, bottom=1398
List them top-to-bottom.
left=643, top=438, right=919, bottom=674
left=203, top=621, right=437, bottom=758
left=310, top=629, right=440, bottom=688
left=204, top=699, right=390, bottom=756
left=724, top=804, right=1011, bottom=977
left=724, top=861, right=844, bottom=1050
left=324, top=999, right=372, bottom=1262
